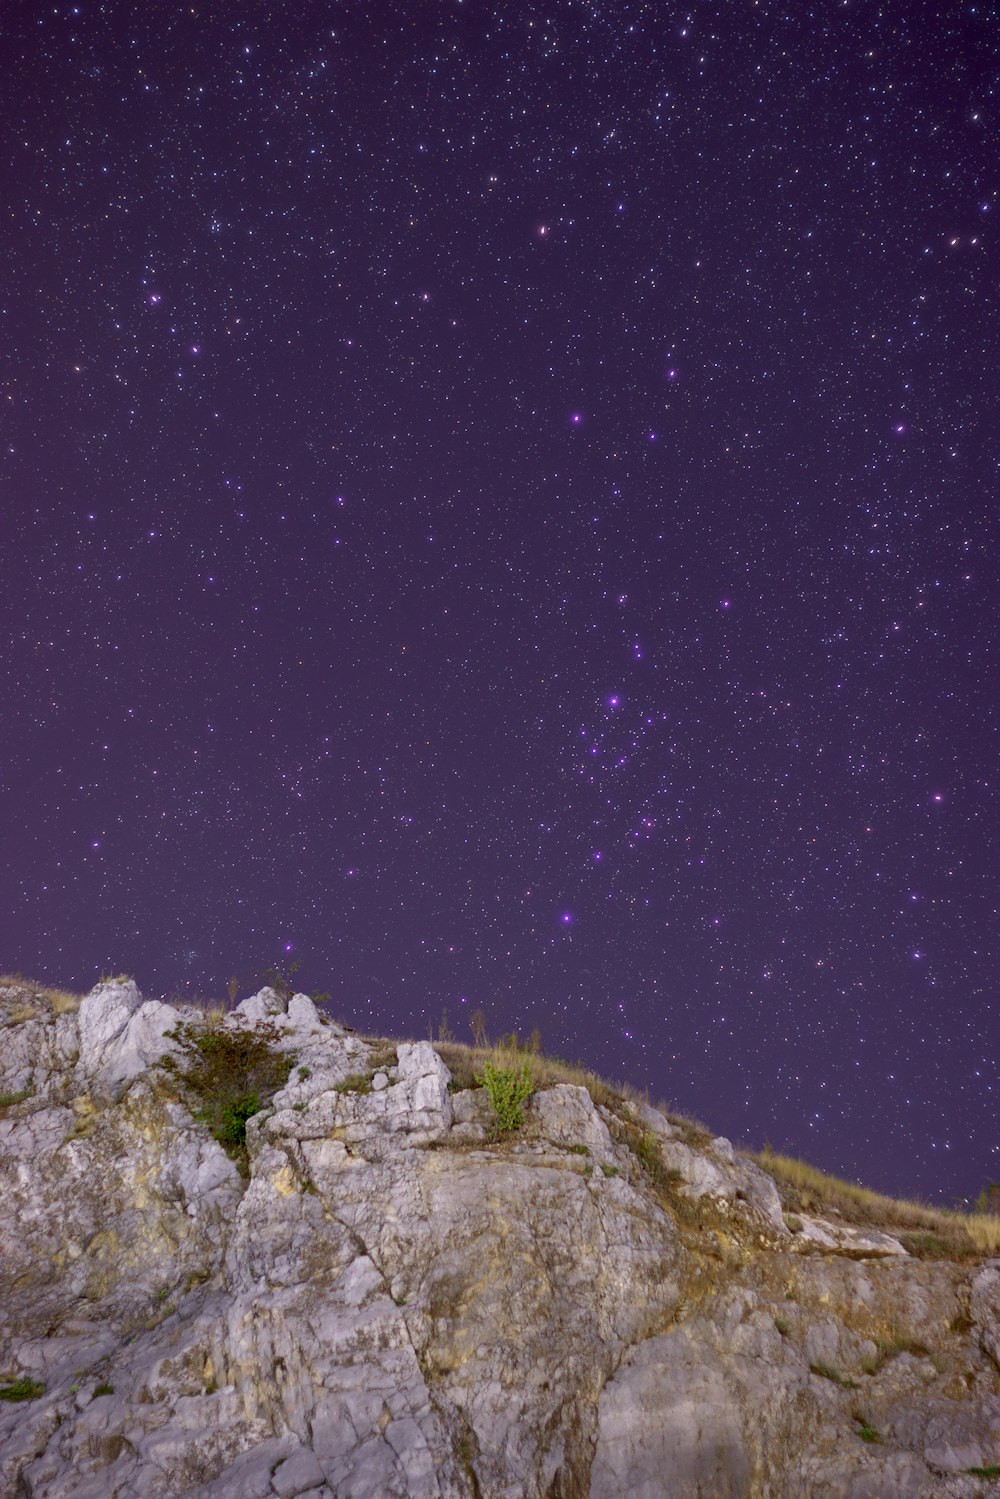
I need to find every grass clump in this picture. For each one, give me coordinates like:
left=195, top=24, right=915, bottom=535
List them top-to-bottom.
left=159, top=1016, right=293, bottom=1157
left=478, top=1059, right=533, bottom=1133
left=338, top=1072, right=374, bottom=1095
left=0, top=1085, right=34, bottom=1108
left=634, top=1129, right=669, bottom=1183
left=898, top=1231, right=974, bottom=1260
left=809, top=1362, right=860, bottom=1390
left=0, top=1377, right=45, bottom=1401
left=93, top=1382, right=113, bottom=1397
left=857, top=1421, right=882, bottom=1444
left=965, top=1467, right=1000, bottom=1479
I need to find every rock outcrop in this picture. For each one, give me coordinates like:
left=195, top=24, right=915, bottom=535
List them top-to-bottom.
left=1, top=978, right=998, bottom=1497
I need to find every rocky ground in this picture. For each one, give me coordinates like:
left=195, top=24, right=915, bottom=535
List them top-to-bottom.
left=1, top=977, right=999, bottom=1498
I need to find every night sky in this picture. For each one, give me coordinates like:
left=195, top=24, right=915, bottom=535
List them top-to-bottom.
left=3, top=1, right=997, bottom=1204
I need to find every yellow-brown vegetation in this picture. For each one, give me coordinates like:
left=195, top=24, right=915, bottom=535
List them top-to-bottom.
left=754, top=1146, right=1000, bottom=1256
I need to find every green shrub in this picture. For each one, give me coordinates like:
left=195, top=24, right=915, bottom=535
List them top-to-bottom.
left=159, top=1017, right=293, bottom=1156
left=478, top=1060, right=533, bottom=1132
left=216, top=1093, right=262, bottom=1146
left=0, top=1377, right=44, bottom=1401
left=93, top=1382, right=113, bottom=1397
left=857, top=1421, right=882, bottom=1444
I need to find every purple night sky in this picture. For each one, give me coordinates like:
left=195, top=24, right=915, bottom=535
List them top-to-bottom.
left=2, top=1, right=997, bottom=1203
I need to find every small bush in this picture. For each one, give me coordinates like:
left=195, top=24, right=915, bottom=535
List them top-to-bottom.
left=256, top=960, right=300, bottom=1002
left=159, top=1017, right=293, bottom=1156
left=478, top=1060, right=533, bottom=1132
left=215, top=1094, right=262, bottom=1146
left=601, top=1163, right=619, bottom=1178
left=0, top=1377, right=44, bottom=1402
left=93, top=1382, right=113, bottom=1397
left=857, top=1421, right=882, bottom=1444
left=965, top=1466, right=1000, bottom=1478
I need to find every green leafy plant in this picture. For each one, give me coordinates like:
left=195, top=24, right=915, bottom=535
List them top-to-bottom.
left=159, top=1016, right=294, bottom=1156
left=477, top=1059, right=533, bottom=1132
left=601, top=1163, right=620, bottom=1178
left=0, top=1377, right=44, bottom=1401
left=93, top=1382, right=113, bottom=1397
left=857, top=1421, right=882, bottom=1444
left=965, top=1466, right=1000, bottom=1478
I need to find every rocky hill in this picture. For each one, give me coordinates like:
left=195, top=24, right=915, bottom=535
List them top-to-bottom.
left=1, top=977, right=999, bottom=1498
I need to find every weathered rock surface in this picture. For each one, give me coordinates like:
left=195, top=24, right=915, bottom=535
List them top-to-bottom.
left=1, top=978, right=999, bottom=1497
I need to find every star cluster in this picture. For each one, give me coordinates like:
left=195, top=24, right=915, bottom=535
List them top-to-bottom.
left=1, top=0, right=997, bottom=1201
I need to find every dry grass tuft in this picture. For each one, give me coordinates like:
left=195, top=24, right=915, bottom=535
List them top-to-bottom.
left=0, top=976, right=82, bottom=1019
left=754, top=1147, right=1000, bottom=1257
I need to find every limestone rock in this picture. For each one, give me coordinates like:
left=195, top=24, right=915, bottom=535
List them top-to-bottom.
left=76, top=978, right=182, bottom=1097
left=3, top=986, right=999, bottom=1498
left=530, top=1083, right=617, bottom=1163
left=650, top=1127, right=788, bottom=1233
left=790, top=1214, right=908, bottom=1258
left=971, top=1260, right=1000, bottom=1371
left=590, top=1334, right=750, bottom=1499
